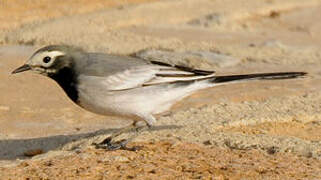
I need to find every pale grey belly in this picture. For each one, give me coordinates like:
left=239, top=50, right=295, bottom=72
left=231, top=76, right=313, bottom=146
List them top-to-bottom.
left=76, top=82, right=211, bottom=118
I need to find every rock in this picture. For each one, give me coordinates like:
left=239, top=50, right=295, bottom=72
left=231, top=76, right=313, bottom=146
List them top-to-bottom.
left=202, top=140, right=212, bottom=146
left=266, top=146, right=278, bottom=155
left=23, top=149, right=44, bottom=157
left=101, top=155, right=130, bottom=163
left=113, top=156, right=130, bottom=162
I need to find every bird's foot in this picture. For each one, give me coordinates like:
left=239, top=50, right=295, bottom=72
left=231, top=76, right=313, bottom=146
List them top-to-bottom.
left=92, top=123, right=148, bottom=151
left=93, top=138, right=140, bottom=151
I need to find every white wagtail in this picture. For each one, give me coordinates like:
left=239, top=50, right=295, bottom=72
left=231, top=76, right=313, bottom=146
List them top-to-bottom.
left=12, top=45, right=306, bottom=150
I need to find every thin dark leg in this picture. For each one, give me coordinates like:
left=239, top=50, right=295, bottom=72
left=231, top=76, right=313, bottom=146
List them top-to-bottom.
left=93, top=123, right=149, bottom=151
left=97, top=124, right=136, bottom=145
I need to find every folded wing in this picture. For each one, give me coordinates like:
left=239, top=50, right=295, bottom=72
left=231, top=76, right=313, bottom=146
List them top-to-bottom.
left=78, top=58, right=215, bottom=91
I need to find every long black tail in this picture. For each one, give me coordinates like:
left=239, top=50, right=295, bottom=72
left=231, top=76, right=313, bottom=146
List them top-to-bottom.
left=212, top=72, right=307, bottom=83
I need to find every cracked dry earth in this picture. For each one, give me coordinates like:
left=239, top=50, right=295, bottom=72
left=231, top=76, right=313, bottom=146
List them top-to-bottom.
left=1, top=0, right=321, bottom=179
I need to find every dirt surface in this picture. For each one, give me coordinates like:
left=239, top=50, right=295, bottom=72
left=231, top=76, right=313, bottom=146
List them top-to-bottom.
left=0, top=0, right=157, bottom=30
left=1, top=0, right=321, bottom=179
left=1, top=141, right=321, bottom=179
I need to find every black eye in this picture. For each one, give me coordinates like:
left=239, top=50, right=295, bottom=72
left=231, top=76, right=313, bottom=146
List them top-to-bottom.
left=43, top=56, right=51, bottom=63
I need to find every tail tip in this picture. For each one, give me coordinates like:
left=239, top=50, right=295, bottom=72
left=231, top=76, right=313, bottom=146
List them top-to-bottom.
left=295, top=72, right=308, bottom=77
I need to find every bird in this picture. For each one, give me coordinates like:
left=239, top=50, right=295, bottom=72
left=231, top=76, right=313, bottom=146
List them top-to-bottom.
left=12, top=45, right=307, bottom=150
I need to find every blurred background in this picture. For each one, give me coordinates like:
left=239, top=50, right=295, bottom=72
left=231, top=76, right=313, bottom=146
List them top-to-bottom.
left=0, top=0, right=321, bottom=178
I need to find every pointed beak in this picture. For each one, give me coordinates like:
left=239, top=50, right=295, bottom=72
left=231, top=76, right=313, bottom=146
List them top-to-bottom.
left=12, top=64, right=31, bottom=74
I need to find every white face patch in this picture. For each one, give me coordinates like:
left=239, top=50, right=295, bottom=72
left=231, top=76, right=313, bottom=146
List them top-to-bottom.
left=28, top=50, right=66, bottom=68
left=33, top=66, right=58, bottom=75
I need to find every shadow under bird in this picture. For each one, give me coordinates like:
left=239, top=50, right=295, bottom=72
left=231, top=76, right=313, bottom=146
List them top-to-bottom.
left=12, top=45, right=307, bottom=150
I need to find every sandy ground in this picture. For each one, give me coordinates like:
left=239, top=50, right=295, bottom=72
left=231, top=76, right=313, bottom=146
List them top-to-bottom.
left=1, top=0, right=321, bottom=179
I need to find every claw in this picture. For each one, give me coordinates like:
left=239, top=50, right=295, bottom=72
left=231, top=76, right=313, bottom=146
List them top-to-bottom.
left=92, top=123, right=148, bottom=151
left=99, top=137, right=112, bottom=145
left=93, top=139, right=139, bottom=151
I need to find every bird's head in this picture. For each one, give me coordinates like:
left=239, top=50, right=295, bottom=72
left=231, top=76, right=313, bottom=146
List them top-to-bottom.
left=12, top=45, right=82, bottom=76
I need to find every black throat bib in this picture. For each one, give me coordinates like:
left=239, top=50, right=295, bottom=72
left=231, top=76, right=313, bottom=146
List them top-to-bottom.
left=49, top=67, right=79, bottom=103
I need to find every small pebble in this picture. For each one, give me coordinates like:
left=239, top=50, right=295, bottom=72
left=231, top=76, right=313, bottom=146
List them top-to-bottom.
left=269, top=10, right=280, bottom=18
left=203, top=140, right=212, bottom=146
left=266, top=146, right=278, bottom=155
left=24, top=149, right=44, bottom=157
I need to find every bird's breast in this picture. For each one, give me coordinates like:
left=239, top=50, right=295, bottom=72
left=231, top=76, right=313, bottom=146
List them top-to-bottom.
left=49, top=67, right=79, bottom=103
